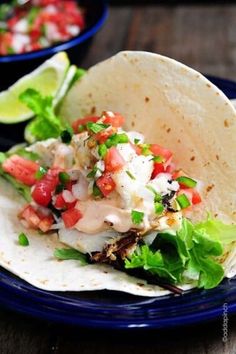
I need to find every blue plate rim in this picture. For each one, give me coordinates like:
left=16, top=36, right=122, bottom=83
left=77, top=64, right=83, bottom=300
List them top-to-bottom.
left=0, top=0, right=108, bottom=63
left=0, top=74, right=236, bottom=329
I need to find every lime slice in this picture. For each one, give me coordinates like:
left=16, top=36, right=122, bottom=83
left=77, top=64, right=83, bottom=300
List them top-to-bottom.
left=0, top=52, right=70, bottom=124
left=54, top=65, right=77, bottom=107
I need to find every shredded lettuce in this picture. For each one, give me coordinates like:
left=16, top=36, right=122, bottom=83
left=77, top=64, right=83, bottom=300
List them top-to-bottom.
left=19, top=89, right=72, bottom=143
left=125, top=218, right=226, bottom=289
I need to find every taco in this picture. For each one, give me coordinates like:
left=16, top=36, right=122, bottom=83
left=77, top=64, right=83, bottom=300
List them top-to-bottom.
left=1, top=51, right=236, bottom=297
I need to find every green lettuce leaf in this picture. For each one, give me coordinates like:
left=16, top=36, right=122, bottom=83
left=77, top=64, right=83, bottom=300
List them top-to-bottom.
left=195, top=217, right=236, bottom=245
left=125, top=218, right=226, bottom=289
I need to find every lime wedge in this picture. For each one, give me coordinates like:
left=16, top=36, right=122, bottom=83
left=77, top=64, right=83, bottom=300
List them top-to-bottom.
left=0, top=52, right=70, bottom=124
left=54, top=65, right=77, bottom=107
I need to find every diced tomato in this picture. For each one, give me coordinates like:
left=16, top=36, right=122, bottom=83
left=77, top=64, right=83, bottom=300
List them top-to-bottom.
left=7, top=16, right=20, bottom=29
left=30, top=28, right=42, bottom=42
left=0, top=32, right=13, bottom=55
left=30, top=42, right=42, bottom=51
left=102, top=112, right=125, bottom=128
left=72, top=116, right=99, bottom=133
left=95, top=127, right=117, bottom=144
left=130, top=143, right=142, bottom=155
left=149, top=144, right=173, bottom=163
left=104, top=147, right=125, bottom=172
left=2, top=155, right=39, bottom=186
left=165, top=162, right=176, bottom=174
left=151, top=163, right=165, bottom=179
left=32, top=169, right=60, bottom=207
left=172, top=169, right=185, bottom=180
left=96, top=172, right=116, bottom=197
left=65, top=180, right=74, bottom=192
left=178, top=188, right=202, bottom=206
left=191, top=189, right=202, bottom=205
left=54, top=193, right=76, bottom=210
left=19, top=204, right=54, bottom=232
left=20, top=205, right=41, bottom=228
left=62, top=208, right=82, bottom=228
left=38, top=214, right=54, bottom=232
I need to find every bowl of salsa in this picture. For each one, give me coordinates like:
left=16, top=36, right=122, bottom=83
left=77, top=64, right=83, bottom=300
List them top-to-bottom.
left=0, top=0, right=108, bottom=89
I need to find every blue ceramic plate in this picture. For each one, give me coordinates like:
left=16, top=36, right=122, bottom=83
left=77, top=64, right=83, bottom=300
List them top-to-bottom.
left=0, top=75, right=236, bottom=329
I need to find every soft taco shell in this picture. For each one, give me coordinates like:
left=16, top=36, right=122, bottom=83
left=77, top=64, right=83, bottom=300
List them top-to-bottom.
left=0, top=51, right=236, bottom=296
left=61, top=51, right=236, bottom=224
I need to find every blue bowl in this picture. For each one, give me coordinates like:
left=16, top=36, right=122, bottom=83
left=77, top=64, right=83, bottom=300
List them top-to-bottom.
left=0, top=0, right=108, bottom=90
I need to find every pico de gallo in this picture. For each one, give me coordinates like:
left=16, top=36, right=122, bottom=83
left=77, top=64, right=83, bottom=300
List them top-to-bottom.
left=0, top=0, right=85, bottom=55
left=3, top=110, right=235, bottom=292
left=1, top=111, right=201, bottom=235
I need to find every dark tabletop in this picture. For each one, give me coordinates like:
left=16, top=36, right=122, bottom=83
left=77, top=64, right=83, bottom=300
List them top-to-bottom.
left=1, top=4, right=236, bottom=354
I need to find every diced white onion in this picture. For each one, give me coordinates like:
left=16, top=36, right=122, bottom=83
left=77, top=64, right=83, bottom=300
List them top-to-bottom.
left=68, top=170, right=81, bottom=181
left=72, top=180, right=88, bottom=201
left=62, top=190, right=76, bottom=203
left=50, top=222, right=64, bottom=230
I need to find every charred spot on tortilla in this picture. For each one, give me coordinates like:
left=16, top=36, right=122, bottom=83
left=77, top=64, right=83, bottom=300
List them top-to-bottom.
left=145, top=97, right=150, bottom=103
left=90, top=106, right=96, bottom=114
left=224, top=119, right=230, bottom=127
left=190, top=156, right=195, bottom=161
left=206, top=184, right=215, bottom=193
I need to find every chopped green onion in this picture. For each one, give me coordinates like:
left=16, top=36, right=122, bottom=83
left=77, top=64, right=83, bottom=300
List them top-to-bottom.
left=27, top=6, right=40, bottom=25
left=7, top=47, right=15, bottom=55
left=86, top=122, right=109, bottom=134
left=60, top=130, right=72, bottom=144
left=105, top=133, right=129, bottom=148
left=116, top=133, right=129, bottom=144
left=134, top=138, right=140, bottom=144
left=98, top=143, right=108, bottom=158
left=140, top=144, right=152, bottom=156
left=152, top=155, right=164, bottom=163
left=35, top=166, right=47, bottom=180
left=87, top=166, right=98, bottom=179
left=126, top=170, right=136, bottom=180
left=59, top=172, right=70, bottom=184
left=176, top=176, right=197, bottom=188
left=55, top=184, right=64, bottom=194
left=92, top=184, right=103, bottom=198
left=176, top=194, right=191, bottom=209
left=154, top=202, right=164, bottom=214
left=131, top=210, right=144, bottom=225
left=18, top=233, right=29, bottom=247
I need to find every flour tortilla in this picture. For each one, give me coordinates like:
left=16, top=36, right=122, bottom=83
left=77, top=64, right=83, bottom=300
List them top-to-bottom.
left=1, top=51, right=236, bottom=296
left=61, top=51, right=236, bottom=224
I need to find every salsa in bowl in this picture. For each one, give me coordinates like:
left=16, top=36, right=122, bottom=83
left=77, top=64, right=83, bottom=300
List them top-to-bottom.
left=0, top=0, right=86, bottom=55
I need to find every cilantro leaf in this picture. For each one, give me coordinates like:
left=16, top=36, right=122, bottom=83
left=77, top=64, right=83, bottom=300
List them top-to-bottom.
left=19, top=89, right=68, bottom=142
left=86, top=122, right=109, bottom=134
